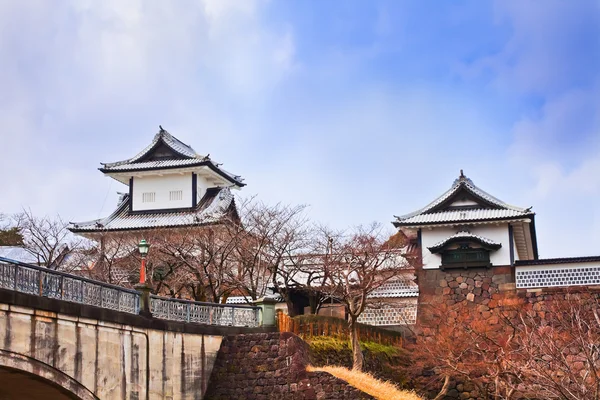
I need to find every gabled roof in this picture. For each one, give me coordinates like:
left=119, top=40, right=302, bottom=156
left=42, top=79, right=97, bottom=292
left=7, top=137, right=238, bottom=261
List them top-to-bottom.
left=99, top=127, right=245, bottom=187
left=102, top=127, right=196, bottom=168
left=393, top=171, right=533, bottom=227
left=69, top=187, right=237, bottom=233
left=428, top=230, right=502, bottom=254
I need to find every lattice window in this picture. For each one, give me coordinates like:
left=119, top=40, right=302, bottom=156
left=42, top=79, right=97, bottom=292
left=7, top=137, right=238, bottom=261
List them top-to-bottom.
left=169, top=190, right=183, bottom=201
left=142, top=192, right=155, bottom=203
left=516, top=265, right=600, bottom=289
left=357, top=298, right=418, bottom=326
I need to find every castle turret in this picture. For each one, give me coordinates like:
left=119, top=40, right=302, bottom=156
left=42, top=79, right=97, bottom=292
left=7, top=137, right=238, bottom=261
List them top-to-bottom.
left=69, top=127, right=244, bottom=236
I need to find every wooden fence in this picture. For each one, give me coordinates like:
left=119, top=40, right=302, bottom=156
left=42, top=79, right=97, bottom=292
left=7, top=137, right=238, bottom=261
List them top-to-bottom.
left=276, top=311, right=403, bottom=347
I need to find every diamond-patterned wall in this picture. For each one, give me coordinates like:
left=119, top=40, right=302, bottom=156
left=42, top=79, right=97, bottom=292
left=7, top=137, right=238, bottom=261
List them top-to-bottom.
left=357, top=298, right=418, bottom=326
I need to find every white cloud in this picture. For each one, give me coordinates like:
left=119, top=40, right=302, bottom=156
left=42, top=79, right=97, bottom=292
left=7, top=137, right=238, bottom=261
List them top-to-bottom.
left=0, top=0, right=296, bottom=220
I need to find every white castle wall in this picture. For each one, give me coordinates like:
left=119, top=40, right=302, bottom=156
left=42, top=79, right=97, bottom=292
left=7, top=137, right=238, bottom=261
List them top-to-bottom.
left=132, top=173, right=193, bottom=211
left=420, top=224, right=512, bottom=269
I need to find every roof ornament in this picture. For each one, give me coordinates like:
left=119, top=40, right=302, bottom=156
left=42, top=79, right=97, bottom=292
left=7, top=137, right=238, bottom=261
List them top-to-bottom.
left=159, top=125, right=165, bottom=132
left=202, top=154, right=211, bottom=161
left=459, top=169, right=466, bottom=180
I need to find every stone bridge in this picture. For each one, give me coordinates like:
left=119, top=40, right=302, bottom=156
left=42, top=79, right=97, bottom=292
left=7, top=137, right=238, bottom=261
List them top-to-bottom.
left=0, top=258, right=276, bottom=399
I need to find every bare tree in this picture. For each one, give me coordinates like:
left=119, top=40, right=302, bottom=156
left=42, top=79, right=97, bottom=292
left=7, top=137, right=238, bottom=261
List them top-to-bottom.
left=69, top=198, right=312, bottom=307
left=229, top=199, right=311, bottom=306
left=13, top=209, right=83, bottom=269
left=314, top=222, right=413, bottom=371
left=156, top=225, right=240, bottom=302
left=81, top=232, right=139, bottom=285
left=409, top=291, right=600, bottom=400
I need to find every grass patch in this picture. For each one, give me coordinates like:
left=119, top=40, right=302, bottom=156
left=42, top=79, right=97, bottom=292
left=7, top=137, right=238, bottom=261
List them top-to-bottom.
left=293, top=314, right=403, bottom=339
left=307, top=336, right=401, bottom=356
left=307, top=365, right=423, bottom=400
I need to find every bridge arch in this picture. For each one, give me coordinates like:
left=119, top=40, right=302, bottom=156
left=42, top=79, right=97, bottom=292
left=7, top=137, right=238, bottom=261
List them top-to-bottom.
left=0, top=349, right=97, bottom=400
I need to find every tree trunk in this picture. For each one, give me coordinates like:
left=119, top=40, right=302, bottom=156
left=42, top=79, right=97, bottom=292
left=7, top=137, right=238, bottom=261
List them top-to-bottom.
left=309, top=293, right=318, bottom=314
left=285, top=295, right=298, bottom=317
left=349, top=316, right=364, bottom=371
left=433, top=375, right=450, bottom=400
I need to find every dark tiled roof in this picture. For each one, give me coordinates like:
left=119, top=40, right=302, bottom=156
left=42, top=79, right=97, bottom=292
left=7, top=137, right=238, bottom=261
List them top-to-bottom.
left=99, top=128, right=244, bottom=187
left=393, top=172, right=533, bottom=227
left=69, top=187, right=235, bottom=233
left=428, top=230, right=502, bottom=253
left=515, top=256, right=600, bottom=266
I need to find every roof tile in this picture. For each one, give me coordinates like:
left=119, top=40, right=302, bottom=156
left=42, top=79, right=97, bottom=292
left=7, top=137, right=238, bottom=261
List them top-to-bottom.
left=69, top=187, right=234, bottom=232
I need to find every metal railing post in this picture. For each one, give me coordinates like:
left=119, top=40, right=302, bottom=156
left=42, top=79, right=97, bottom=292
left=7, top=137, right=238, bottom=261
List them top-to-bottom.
left=13, top=264, right=17, bottom=291
left=38, top=270, right=43, bottom=296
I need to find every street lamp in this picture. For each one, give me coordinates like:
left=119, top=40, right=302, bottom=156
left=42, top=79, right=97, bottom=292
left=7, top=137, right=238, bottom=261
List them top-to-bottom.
left=138, top=239, right=150, bottom=285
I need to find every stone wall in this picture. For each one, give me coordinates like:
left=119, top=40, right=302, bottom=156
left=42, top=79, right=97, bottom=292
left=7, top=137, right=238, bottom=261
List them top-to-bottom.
left=415, top=266, right=600, bottom=400
left=417, top=266, right=514, bottom=337
left=205, top=332, right=374, bottom=400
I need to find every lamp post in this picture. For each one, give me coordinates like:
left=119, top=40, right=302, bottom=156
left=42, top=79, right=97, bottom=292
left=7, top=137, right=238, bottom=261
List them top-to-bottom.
left=136, top=239, right=152, bottom=317
left=138, top=239, right=150, bottom=285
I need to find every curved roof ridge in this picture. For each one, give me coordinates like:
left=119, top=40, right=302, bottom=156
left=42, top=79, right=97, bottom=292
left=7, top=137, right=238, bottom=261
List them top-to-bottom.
left=102, top=127, right=200, bottom=168
left=394, top=172, right=528, bottom=222
left=460, top=177, right=526, bottom=212
left=69, top=187, right=236, bottom=233
left=69, top=194, right=130, bottom=230
left=428, top=230, right=502, bottom=253
left=430, top=230, right=500, bottom=248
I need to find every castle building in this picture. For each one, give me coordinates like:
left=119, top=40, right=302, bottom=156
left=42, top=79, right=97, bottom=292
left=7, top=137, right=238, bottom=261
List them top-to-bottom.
left=69, top=127, right=244, bottom=236
left=394, top=170, right=537, bottom=271
left=394, top=171, right=600, bottom=304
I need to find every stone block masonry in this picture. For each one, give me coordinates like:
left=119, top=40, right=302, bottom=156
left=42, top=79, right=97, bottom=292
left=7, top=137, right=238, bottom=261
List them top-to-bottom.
left=415, top=266, right=600, bottom=399
left=205, top=332, right=374, bottom=400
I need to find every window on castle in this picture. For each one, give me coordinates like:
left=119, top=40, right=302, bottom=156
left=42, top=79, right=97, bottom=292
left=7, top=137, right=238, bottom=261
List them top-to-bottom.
left=169, top=190, right=183, bottom=201
left=142, top=192, right=155, bottom=203
left=441, top=248, right=491, bottom=269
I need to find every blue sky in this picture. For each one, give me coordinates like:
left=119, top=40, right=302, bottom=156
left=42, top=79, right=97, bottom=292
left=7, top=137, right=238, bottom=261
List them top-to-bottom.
left=1, top=1, right=599, bottom=258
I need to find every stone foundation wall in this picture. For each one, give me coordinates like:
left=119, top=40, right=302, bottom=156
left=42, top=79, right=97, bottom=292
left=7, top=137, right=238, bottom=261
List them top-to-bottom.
left=415, top=266, right=600, bottom=400
left=205, top=332, right=373, bottom=400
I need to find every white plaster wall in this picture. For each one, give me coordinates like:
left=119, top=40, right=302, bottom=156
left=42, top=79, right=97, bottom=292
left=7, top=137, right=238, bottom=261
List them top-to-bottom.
left=132, top=173, right=192, bottom=211
left=196, top=175, right=212, bottom=203
left=420, top=224, right=511, bottom=269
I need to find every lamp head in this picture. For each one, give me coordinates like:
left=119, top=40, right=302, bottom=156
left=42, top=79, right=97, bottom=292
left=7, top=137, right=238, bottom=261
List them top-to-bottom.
left=138, top=239, right=150, bottom=257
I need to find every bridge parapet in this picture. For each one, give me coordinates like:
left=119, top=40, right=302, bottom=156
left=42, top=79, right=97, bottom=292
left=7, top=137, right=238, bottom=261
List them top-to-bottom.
left=0, top=257, right=262, bottom=328
left=0, top=257, right=140, bottom=314
left=0, top=258, right=276, bottom=399
left=150, top=295, right=260, bottom=327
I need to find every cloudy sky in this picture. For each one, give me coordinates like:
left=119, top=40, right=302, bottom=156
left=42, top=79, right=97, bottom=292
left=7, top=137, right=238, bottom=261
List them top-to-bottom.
left=1, top=1, right=599, bottom=258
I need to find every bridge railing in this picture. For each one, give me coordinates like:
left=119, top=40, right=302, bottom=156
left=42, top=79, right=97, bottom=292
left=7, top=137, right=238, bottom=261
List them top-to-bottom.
left=0, top=257, right=140, bottom=314
left=0, top=257, right=263, bottom=327
left=150, top=295, right=261, bottom=327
